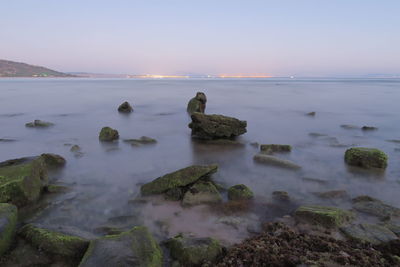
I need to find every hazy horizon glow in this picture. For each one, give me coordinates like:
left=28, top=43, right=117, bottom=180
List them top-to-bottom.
left=1, top=0, right=400, bottom=76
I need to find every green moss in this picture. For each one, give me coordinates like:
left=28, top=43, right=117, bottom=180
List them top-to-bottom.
left=99, top=127, right=119, bottom=142
left=260, top=144, right=292, bottom=154
left=344, top=147, right=388, bottom=169
left=227, top=184, right=254, bottom=201
left=0, top=203, right=18, bottom=256
left=295, top=205, right=354, bottom=228
left=129, top=226, right=163, bottom=267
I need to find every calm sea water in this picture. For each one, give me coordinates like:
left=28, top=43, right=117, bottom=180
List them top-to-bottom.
left=0, top=78, right=399, bottom=244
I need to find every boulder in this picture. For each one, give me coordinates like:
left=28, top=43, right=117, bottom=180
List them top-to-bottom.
left=187, top=92, right=207, bottom=115
left=117, top=101, right=133, bottom=113
left=188, top=113, right=247, bottom=140
left=25, top=120, right=54, bottom=128
left=99, top=127, right=119, bottom=142
left=260, top=144, right=292, bottom=154
left=344, top=147, right=388, bottom=169
left=40, top=153, right=66, bottom=168
left=253, top=154, right=301, bottom=170
left=0, top=156, right=48, bottom=206
left=140, top=164, right=218, bottom=196
left=182, top=181, right=222, bottom=206
left=227, top=184, right=254, bottom=201
left=352, top=195, right=400, bottom=218
left=0, top=203, right=17, bottom=256
left=295, top=205, right=354, bottom=228
left=20, top=224, right=89, bottom=259
left=341, top=224, right=398, bottom=245
left=79, top=226, right=162, bottom=267
left=165, top=235, right=222, bottom=266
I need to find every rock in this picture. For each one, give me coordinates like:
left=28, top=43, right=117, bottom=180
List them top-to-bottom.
left=187, top=92, right=207, bottom=115
left=117, top=101, right=133, bottom=113
left=306, top=111, right=316, bottom=116
left=188, top=113, right=247, bottom=140
left=25, top=120, right=54, bottom=128
left=341, top=124, right=359, bottom=130
left=362, top=126, right=378, bottom=131
left=99, top=127, right=119, bottom=142
left=308, top=132, right=328, bottom=137
left=124, top=136, right=157, bottom=146
left=0, top=138, right=16, bottom=142
left=198, top=139, right=245, bottom=146
left=386, top=139, right=400, bottom=144
left=250, top=142, right=259, bottom=148
left=260, top=144, right=292, bottom=154
left=70, top=145, right=81, bottom=152
left=344, top=147, right=388, bottom=169
left=40, top=153, right=66, bottom=168
left=253, top=154, right=301, bottom=170
left=0, top=156, right=48, bottom=206
left=140, top=164, right=218, bottom=196
left=302, top=176, right=329, bottom=184
left=182, top=181, right=222, bottom=206
left=46, top=184, right=70, bottom=193
left=227, top=184, right=254, bottom=201
left=164, top=187, right=185, bottom=201
left=314, top=190, right=348, bottom=199
left=272, top=191, right=290, bottom=202
left=352, top=195, right=400, bottom=218
left=0, top=203, right=17, bottom=256
left=295, top=205, right=354, bottom=228
left=383, top=222, right=400, bottom=236
left=20, top=224, right=89, bottom=259
left=341, top=224, right=398, bottom=245
left=79, top=226, right=162, bottom=267
left=165, top=235, right=222, bottom=266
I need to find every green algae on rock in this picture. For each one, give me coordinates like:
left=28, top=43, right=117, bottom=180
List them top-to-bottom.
left=187, top=92, right=207, bottom=115
left=117, top=101, right=133, bottom=113
left=25, top=119, right=54, bottom=128
left=99, top=127, right=119, bottom=142
left=124, top=136, right=157, bottom=146
left=260, top=144, right=292, bottom=154
left=344, top=147, right=388, bottom=169
left=40, top=153, right=66, bottom=168
left=253, top=154, right=301, bottom=170
left=0, top=157, right=48, bottom=207
left=140, top=164, right=218, bottom=196
left=182, top=181, right=222, bottom=206
left=227, top=184, right=254, bottom=201
left=0, top=203, right=17, bottom=256
left=295, top=205, right=354, bottom=228
left=341, top=223, right=397, bottom=245
left=20, top=224, right=89, bottom=259
left=79, top=226, right=162, bottom=267
left=166, top=235, right=222, bottom=266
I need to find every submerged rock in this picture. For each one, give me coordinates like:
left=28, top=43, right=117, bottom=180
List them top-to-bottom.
left=187, top=92, right=207, bottom=115
left=117, top=101, right=133, bottom=113
left=306, top=111, right=316, bottom=116
left=189, top=113, right=247, bottom=140
left=25, top=120, right=54, bottom=128
left=341, top=124, right=360, bottom=130
left=362, top=126, right=378, bottom=131
left=99, top=127, right=119, bottom=142
left=124, top=136, right=157, bottom=146
left=0, top=138, right=16, bottom=142
left=386, top=139, right=400, bottom=144
left=260, top=144, right=292, bottom=154
left=70, top=145, right=81, bottom=152
left=344, top=147, right=388, bottom=169
left=40, top=153, right=66, bottom=168
left=253, top=154, right=301, bottom=170
left=0, top=156, right=48, bottom=206
left=140, top=164, right=218, bottom=196
left=182, top=181, right=222, bottom=206
left=227, top=184, right=254, bottom=201
left=272, top=191, right=290, bottom=202
left=352, top=195, right=400, bottom=218
left=0, top=203, right=17, bottom=256
left=295, top=205, right=354, bottom=228
left=341, top=223, right=398, bottom=245
left=20, top=224, right=89, bottom=259
left=79, top=226, right=162, bottom=267
left=166, top=235, right=222, bottom=266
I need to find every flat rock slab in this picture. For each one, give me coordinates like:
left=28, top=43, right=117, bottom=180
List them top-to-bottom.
left=253, top=154, right=301, bottom=170
left=352, top=195, right=400, bottom=218
left=0, top=203, right=17, bottom=256
left=295, top=205, right=354, bottom=228
left=341, top=224, right=398, bottom=245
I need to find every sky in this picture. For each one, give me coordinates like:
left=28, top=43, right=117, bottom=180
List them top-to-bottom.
left=1, top=0, right=400, bottom=76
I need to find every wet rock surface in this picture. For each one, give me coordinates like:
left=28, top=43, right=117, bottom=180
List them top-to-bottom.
left=187, top=92, right=207, bottom=115
left=117, top=101, right=133, bottom=113
left=98, top=127, right=119, bottom=142
left=352, top=195, right=400, bottom=218
left=295, top=205, right=354, bottom=228
left=341, top=223, right=398, bottom=245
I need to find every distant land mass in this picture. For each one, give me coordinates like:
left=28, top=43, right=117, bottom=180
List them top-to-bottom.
left=0, top=59, right=75, bottom=77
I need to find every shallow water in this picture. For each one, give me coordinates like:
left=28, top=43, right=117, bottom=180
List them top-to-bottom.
left=0, top=78, right=399, bottom=244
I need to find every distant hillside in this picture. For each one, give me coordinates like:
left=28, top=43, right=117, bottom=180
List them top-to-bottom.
left=0, top=59, right=75, bottom=77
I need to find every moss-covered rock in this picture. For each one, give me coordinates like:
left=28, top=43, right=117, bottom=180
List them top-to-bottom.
left=187, top=92, right=206, bottom=115
left=117, top=101, right=133, bottom=113
left=188, top=113, right=247, bottom=140
left=25, top=120, right=54, bottom=128
left=99, top=127, right=119, bottom=142
left=124, top=136, right=157, bottom=146
left=260, top=144, right=292, bottom=154
left=344, top=147, right=388, bottom=169
left=40, top=153, right=66, bottom=168
left=253, top=154, right=301, bottom=170
left=0, top=157, right=48, bottom=207
left=140, top=164, right=218, bottom=196
left=182, top=181, right=222, bottom=206
left=227, top=184, right=254, bottom=201
left=272, top=191, right=290, bottom=202
left=352, top=195, right=400, bottom=218
left=0, top=203, right=17, bottom=256
left=295, top=205, right=354, bottom=228
left=341, top=223, right=397, bottom=245
left=20, top=224, right=89, bottom=259
left=79, top=226, right=162, bottom=267
left=165, top=235, right=222, bottom=266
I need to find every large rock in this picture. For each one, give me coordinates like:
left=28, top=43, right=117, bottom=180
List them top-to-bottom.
left=187, top=92, right=207, bottom=115
left=118, top=101, right=133, bottom=113
left=188, top=113, right=247, bottom=140
left=99, top=127, right=119, bottom=142
left=344, top=147, right=388, bottom=169
left=253, top=154, right=301, bottom=170
left=0, top=156, right=48, bottom=206
left=140, top=164, right=218, bottom=196
left=182, top=181, right=222, bottom=206
left=227, top=184, right=254, bottom=201
left=352, top=195, right=400, bottom=218
left=0, top=203, right=17, bottom=256
left=295, top=205, right=354, bottom=228
left=341, top=223, right=398, bottom=245
left=20, top=224, right=89, bottom=259
left=79, top=226, right=162, bottom=267
left=166, top=235, right=222, bottom=266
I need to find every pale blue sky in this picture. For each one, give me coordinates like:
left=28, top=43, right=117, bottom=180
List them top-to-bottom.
left=1, top=0, right=399, bottom=76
